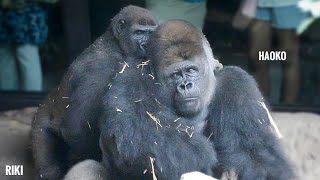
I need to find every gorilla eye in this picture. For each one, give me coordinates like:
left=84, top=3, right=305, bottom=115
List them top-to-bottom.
left=135, top=30, right=144, bottom=35
left=186, top=67, right=197, bottom=74
left=171, top=72, right=180, bottom=78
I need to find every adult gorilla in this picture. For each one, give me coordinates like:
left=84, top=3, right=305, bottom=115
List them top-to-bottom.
left=31, top=6, right=157, bottom=179
left=147, top=20, right=295, bottom=180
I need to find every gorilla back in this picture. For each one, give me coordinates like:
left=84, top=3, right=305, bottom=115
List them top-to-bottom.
left=31, top=6, right=158, bottom=180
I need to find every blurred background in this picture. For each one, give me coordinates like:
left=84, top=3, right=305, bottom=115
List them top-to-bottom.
left=0, top=0, right=319, bottom=179
left=0, top=0, right=319, bottom=112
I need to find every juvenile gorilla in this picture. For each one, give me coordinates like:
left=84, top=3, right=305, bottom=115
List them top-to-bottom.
left=31, top=6, right=157, bottom=179
left=147, top=20, right=295, bottom=180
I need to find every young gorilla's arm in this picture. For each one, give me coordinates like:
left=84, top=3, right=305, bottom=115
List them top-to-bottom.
left=208, top=66, right=295, bottom=180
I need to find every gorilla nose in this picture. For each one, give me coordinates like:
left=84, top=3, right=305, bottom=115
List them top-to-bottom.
left=178, top=82, right=193, bottom=92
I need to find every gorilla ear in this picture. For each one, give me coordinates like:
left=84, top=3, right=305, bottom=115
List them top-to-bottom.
left=113, top=19, right=126, bottom=38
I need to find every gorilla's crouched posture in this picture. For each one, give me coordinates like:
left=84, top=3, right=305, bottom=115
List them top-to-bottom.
left=31, top=6, right=158, bottom=179
left=31, top=6, right=295, bottom=180
left=147, top=20, right=295, bottom=180
left=99, top=34, right=218, bottom=179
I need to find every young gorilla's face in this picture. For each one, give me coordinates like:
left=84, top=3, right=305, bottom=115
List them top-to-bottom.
left=112, top=7, right=158, bottom=58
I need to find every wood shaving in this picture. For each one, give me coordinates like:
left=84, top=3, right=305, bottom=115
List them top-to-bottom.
left=137, top=60, right=150, bottom=68
left=119, top=61, right=129, bottom=74
left=148, top=74, right=155, bottom=79
left=108, top=83, right=112, bottom=89
left=154, top=98, right=161, bottom=105
left=258, top=101, right=283, bottom=138
left=116, top=108, right=122, bottom=112
left=146, top=111, right=162, bottom=127
left=174, top=117, right=181, bottom=122
left=87, top=121, right=91, bottom=129
left=207, top=132, right=213, bottom=141
left=149, top=157, right=157, bottom=180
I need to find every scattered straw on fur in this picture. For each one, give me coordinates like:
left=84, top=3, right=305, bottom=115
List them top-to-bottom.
left=137, top=60, right=151, bottom=68
left=137, top=60, right=151, bottom=75
left=119, top=61, right=129, bottom=74
left=148, top=74, right=155, bottom=79
left=108, top=83, right=112, bottom=89
left=154, top=98, right=161, bottom=105
left=258, top=101, right=283, bottom=138
left=116, top=108, right=123, bottom=112
left=146, top=111, right=162, bottom=127
left=174, top=117, right=181, bottom=122
left=87, top=121, right=91, bottom=129
left=207, top=132, right=213, bottom=141
left=149, top=157, right=158, bottom=180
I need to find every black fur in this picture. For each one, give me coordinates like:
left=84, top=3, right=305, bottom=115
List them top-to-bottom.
left=31, top=6, right=158, bottom=179
left=147, top=20, right=295, bottom=180
left=99, top=55, right=217, bottom=179
left=207, top=66, right=295, bottom=180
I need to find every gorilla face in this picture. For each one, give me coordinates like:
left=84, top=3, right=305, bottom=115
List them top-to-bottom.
left=112, top=6, right=158, bottom=58
left=148, top=20, right=218, bottom=118
left=130, top=24, right=156, bottom=54
left=160, top=55, right=216, bottom=117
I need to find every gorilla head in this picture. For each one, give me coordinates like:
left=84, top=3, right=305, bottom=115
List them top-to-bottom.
left=111, top=5, right=158, bottom=58
left=148, top=20, right=220, bottom=117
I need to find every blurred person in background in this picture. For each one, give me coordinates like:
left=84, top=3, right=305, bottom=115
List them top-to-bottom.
left=0, top=0, right=57, bottom=91
left=146, top=0, right=207, bottom=30
left=247, top=0, right=309, bottom=104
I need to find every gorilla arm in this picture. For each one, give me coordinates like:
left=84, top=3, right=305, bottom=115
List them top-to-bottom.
left=207, top=66, right=295, bottom=180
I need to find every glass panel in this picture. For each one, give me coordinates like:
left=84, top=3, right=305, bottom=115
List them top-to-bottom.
left=204, top=0, right=320, bottom=109
left=0, top=2, right=65, bottom=93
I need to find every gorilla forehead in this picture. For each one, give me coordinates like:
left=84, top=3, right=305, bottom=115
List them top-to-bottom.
left=112, top=5, right=157, bottom=26
left=148, top=20, right=205, bottom=68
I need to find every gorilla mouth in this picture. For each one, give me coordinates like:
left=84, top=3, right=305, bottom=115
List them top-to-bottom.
left=176, top=96, right=199, bottom=103
left=175, top=97, right=201, bottom=117
left=175, top=97, right=199, bottom=108
left=184, top=97, right=198, bottom=101
left=183, top=98, right=199, bottom=106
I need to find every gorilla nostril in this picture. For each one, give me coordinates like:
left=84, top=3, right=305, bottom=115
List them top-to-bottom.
left=179, top=82, right=192, bottom=91
left=186, top=82, right=193, bottom=90
left=179, top=84, right=186, bottom=90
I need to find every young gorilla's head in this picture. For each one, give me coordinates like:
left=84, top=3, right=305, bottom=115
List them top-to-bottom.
left=111, top=6, right=158, bottom=58
left=148, top=20, right=221, bottom=117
